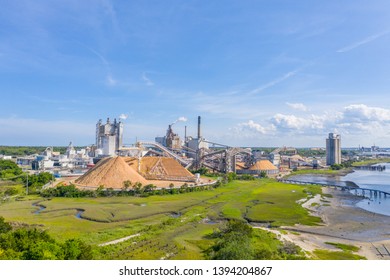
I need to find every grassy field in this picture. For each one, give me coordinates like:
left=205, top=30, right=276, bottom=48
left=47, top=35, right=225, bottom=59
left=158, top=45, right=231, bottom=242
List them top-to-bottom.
left=352, top=158, right=390, bottom=166
left=286, top=168, right=353, bottom=177
left=0, top=178, right=323, bottom=259
left=0, top=182, right=25, bottom=196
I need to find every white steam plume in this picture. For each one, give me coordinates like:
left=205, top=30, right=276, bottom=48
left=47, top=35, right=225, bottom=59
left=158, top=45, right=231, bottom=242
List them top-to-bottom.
left=119, top=113, right=128, bottom=120
left=171, top=116, right=187, bottom=125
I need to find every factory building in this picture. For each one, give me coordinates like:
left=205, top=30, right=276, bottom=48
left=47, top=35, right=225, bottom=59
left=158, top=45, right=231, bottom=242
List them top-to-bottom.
left=154, top=116, right=209, bottom=161
left=186, top=116, right=209, bottom=159
left=96, top=118, right=124, bottom=156
left=155, top=124, right=182, bottom=150
left=326, top=133, right=341, bottom=165
left=66, top=142, right=76, bottom=159
left=268, top=152, right=281, bottom=167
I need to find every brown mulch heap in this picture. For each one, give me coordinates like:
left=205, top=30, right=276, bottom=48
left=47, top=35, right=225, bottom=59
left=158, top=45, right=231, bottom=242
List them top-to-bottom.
left=75, top=156, right=148, bottom=189
left=124, top=156, right=194, bottom=178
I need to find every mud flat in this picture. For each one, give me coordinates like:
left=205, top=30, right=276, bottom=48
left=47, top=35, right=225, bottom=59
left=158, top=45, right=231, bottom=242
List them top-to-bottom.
left=281, top=188, right=390, bottom=259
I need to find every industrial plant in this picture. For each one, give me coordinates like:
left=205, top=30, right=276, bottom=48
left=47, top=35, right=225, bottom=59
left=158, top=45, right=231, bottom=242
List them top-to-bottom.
left=7, top=115, right=352, bottom=190
left=72, top=115, right=282, bottom=189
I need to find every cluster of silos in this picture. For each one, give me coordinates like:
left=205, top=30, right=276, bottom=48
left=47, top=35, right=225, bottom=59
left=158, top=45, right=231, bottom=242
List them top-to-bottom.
left=95, top=118, right=124, bottom=157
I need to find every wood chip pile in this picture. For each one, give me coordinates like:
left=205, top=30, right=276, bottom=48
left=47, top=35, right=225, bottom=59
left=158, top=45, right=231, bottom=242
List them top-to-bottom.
left=75, top=156, right=148, bottom=189
left=75, top=156, right=195, bottom=189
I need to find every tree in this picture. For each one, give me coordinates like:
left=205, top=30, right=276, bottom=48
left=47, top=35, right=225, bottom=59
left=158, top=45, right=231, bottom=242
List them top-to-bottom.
left=0, top=160, right=23, bottom=180
left=331, top=164, right=343, bottom=170
left=259, top=171, right=268, bottom=178
left=22, top=172, right=53, bottom=188
left=227, top=172, right=237, bottom=182
left=123, top=180, right=132, bottom=189
left=132, top=182, right=143, bottom=194
left=143, top=184, right=156, bottom=193
left=96, top=185, right=105, bottom=196
left=0, top=217, right=11, bottom=234
left=208, top=220, right=255, bottom=260
left=0, top=225, right=94, bottom=260
left=62, top=239, right=94, bottom=260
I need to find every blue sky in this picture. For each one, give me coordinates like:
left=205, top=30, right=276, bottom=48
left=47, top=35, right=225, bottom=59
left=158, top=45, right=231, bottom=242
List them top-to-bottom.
left=1, top=0, right=390, bottom=147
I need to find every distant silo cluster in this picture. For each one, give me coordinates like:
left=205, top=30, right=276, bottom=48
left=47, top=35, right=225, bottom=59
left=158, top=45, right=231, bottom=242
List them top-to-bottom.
left=96, top=118, right=124, bottom=156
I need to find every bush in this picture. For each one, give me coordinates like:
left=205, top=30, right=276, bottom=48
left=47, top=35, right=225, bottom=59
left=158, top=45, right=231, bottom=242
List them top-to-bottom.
left=0, top=160, right=23, bottom=180
left=330, top=164, right=343, bottom=170
left=4, top=187, right=18, bottom=196
left=0, top=217, right=12, bottom=234
left=0, top=223, right=94, bottom=260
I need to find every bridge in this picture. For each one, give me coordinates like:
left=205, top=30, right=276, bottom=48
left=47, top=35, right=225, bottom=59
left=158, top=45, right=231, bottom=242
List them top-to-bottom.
left=354, top=165, right=386, bottom=171
left=279, top=179, right=390, bottom=198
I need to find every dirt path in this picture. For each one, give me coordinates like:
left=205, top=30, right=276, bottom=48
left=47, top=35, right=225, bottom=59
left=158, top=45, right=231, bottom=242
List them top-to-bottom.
left=98, top=233, right=141, bottom=246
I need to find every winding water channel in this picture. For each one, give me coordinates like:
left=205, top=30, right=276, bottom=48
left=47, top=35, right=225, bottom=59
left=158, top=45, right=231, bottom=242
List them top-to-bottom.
left=288, top=163, right=390, bottom=216
left=32, top=202, right=85, bottom=219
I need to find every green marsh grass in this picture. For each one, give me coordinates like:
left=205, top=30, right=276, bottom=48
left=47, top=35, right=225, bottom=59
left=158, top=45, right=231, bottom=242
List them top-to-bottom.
left=0, top=178, right=323, bottom=259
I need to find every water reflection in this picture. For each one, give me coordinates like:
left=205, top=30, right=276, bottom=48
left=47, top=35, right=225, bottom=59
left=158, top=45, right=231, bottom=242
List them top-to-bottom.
left=287, top=163, right=390, bottom=216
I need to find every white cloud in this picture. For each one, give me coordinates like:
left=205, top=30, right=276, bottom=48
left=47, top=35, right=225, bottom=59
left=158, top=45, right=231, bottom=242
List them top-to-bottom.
left=337, top=30, right=390, bottom=53
left=250, top=69, right=299, bottom=94
left=142, top=72, right=154, bottom=86
left=106, top=74, right=117, bottom=86
left=286, top=102, right=308, bottom=111
left=223, top=103, right=390, bottom=146
left=332, top=104, right=390, bottom=137
left=341, top=104, right=390, bottom=123
left=270, top=113, right=326, bottom=132
left=228, top=120, right=275, bottom=140
left=239, top=120, right=268, bottom=134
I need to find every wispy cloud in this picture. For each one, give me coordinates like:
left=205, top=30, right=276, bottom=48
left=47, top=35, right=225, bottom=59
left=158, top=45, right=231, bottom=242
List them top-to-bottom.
left=100, top=0, right=125, bottom=41
left=337, top=30, right=390, bottom=53
left=77, top=41, right=110, bottom=68
left=78, top=42, right=120, bottom=87
left=250, top=69, right=299, bottom=94
left=142, top=72, right=154, bottom=86
left=106, top=74, right=118, bottom=86
left=286, top=102, right=308, bottom=111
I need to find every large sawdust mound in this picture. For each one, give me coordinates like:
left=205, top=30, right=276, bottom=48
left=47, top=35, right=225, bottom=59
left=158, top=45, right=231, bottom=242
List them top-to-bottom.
left=75, top=156, right=148, bottom=189
left=124, top=157, right=194, bottom=180
left=249, top=160, right=278, bottom=171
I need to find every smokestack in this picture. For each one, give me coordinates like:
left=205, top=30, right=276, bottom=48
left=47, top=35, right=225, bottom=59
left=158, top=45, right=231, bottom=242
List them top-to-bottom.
left=197, top=116, right=201, bottom=139
left=184, top=125, right=187, bottom=140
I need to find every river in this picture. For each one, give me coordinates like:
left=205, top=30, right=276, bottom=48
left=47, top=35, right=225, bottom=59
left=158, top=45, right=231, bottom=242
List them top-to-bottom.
left=288, top=163, right=390, bottom=216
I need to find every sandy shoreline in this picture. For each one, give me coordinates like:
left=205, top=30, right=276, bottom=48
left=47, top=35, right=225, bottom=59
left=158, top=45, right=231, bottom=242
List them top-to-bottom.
left=276, top=187, right=390, bottom=259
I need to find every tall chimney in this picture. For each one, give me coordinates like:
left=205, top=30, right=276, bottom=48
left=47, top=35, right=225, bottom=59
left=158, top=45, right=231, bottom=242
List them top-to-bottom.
left=197, top=116, right=201, bottom=139
left=184, top=125, right=187, bottom=140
